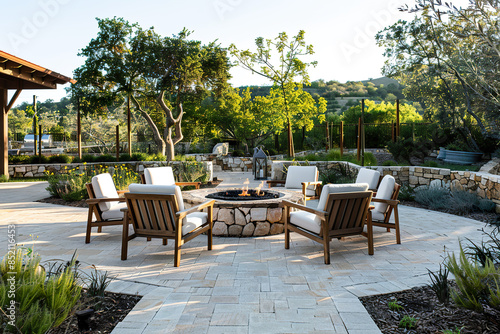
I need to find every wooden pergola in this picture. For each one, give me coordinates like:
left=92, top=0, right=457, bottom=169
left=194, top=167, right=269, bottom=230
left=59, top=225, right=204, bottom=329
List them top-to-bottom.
left=0, top=50, right=75, bottom=178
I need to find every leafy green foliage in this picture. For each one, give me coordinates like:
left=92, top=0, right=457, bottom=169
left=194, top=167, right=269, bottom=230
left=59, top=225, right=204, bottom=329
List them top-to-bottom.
left=341, top=100, right=422, bottom=124
left=386, top=137, right=433, bottom=165
left=48, top=154, right=73, bottom=164
left=319, top=162, right=356, bottom=185
left=398, top=183, right=415, bottom=201
left=414, top=186, right=450, bottom=210
left=446, top=243, right=500, bottom=312
left=0, top=247, right=81, bottom=333
left=428, top=264, right=450, bottom=305
left=84, top=265, right=112, bottom=297
left=388, top=299, right=404, bottom=311
left=399, top=315, right=418, bottom=329
left=442, top=327, right=464, bottom=334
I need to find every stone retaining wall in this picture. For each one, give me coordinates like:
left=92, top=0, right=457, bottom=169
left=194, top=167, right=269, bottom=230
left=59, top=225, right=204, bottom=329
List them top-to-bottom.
left=8, top=160, right=214, bottom=181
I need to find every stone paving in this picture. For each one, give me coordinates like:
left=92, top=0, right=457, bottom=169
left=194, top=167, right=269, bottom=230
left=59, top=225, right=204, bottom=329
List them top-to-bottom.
left=0, top=173, right=493, bottom=334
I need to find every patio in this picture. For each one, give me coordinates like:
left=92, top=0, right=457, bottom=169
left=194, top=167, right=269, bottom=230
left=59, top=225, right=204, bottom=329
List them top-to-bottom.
left=0, top=172, right=491, bottom=334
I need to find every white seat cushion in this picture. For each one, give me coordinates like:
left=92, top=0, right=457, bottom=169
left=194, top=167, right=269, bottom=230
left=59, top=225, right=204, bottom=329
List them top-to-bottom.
left=285, top=166, right=317, bottom=189
left=144, top=167, right=176, bottom=185
left=356, top=168, right=380, bottom=190
left=92, top=173, right=119, bottom=212
left=372, top=175, right=395, bottom=215
left=128, top=183, right=185, bottom=211
left=316, top=183, right=369, bottom=211
left=101, top=202, right=127, bottom=220
left=371, top=210, right=386, bottom=222
left=290, top=211, right=321, bottom=234
left=183, top=212, right=208, bottom=235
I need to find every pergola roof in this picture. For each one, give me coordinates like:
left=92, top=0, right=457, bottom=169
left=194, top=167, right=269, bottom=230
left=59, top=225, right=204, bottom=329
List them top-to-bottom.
left=0, top=50, right=76, bottom=90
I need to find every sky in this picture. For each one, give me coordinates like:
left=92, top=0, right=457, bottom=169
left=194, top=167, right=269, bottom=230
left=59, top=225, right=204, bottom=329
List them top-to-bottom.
left=1, top=0, right=416, bottom=106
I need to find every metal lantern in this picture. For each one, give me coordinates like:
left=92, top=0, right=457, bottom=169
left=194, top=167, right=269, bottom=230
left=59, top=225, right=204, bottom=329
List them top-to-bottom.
left=253, top=147, right=268, bottom=180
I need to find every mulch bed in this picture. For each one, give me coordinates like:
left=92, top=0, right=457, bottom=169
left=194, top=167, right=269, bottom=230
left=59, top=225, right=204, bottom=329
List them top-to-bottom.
left=360, top=284, right=500, bottom=334
left=50, top=290, right=142, bottom=334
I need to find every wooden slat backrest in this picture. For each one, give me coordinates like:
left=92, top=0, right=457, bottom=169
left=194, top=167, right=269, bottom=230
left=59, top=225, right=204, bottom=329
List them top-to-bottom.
left=85, top=183, right=103, bottom=220
left=383, top=183, right=400, bottom=223
left=325, top=192, right=372, bottom=235
left=125, top=193, right=180, bottom=236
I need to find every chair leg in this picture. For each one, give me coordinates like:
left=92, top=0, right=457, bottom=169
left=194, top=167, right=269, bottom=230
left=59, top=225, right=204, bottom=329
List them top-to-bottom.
left=85, top=206, right=94, bottom=244
left=394, top=206, right=401, bottom=244
left=208, top=207, right=213, bottom=251
left=284, top=207, right=290, bottom=249
left=367, top=213, right=374, bottom=255
left=121, top=217, right=129, bottom=260
left=322, top=222, right=330, bottom=264
left=97, top=226, right=102, bottom=233
left=174, top=231, right=182, bottom=267
left=147, top=237, right=152, bottom=241
left=162, top=239, right=167, bottom=246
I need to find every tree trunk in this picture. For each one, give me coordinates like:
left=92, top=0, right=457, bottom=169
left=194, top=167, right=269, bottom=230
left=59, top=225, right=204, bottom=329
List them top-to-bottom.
left=157, top=91, right=183, bottom=161
left=130, top=95, right=166, bottom=156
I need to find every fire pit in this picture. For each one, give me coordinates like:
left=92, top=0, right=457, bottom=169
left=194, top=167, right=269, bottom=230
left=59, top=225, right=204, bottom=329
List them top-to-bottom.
left=183, top=187, right=303, bottom=237
left=206, top=189, right=282, bottom=201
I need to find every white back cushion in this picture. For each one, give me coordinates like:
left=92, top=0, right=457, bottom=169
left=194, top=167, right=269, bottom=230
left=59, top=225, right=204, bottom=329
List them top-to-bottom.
left=285, top=166, right=317, bottom=189
left=144, top=167, right=176, bottom=185
left=356, top=168, right=380, bottom=190
left=92, top=173, right=119, bottom=212
left=373, top=175, right=395, bottom=214
left=128, top=183, right=184, bottom=211
left=317, top=183, right=369, bottom=211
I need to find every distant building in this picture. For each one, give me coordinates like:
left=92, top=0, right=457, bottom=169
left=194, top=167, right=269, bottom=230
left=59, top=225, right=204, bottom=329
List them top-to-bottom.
left=23, top=134, right=53, bottom=148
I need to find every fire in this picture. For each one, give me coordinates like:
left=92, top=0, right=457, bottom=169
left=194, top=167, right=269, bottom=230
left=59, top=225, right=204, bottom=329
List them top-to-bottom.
left=238, top=179, right=251, bottom=196
left=238, top=179, right=266, bottom=197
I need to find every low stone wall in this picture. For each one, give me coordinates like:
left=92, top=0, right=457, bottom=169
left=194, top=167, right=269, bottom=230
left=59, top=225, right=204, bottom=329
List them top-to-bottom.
left=8, top=160, right=214, bottom=181
left=268, top=160, right=500, bottom=212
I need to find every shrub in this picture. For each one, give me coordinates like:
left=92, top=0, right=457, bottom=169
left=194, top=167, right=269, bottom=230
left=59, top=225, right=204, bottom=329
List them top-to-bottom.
left=266, top=148, right=278, bottom=156
left=232, top=149, right=245, bottom=157
left=131, top=152, right=148, bottom=161
left=119, top=153, right=132, bottom=161
left=150, top=153, right=167, bottom=161
left=48, top=154, right=72, bottom=164
left=81, top=154, right=95, bottom=163
left=95, top=154, right=116, bottom=162
left=174, top=154, right=195, bottom=162
left=8, top=155, right=32, bottom=164
left=29, top=155, right=49, bottom=164
left=382, top=160, right=398, bottom=166
left=423, top=160, right=439, bottom=167
left=172, top=162, right=210, bottom=183
left=319, top=163, right=356, bottom=184
left=0, top=175, right=8, bottom=183
left=398, top=183, right=415, bottom=201
left=414, top=186, right=450, bottom=210
left=448, top=190, right=481, bottom=215
left=478, top=198, right=496, bottom=213
left=0, top=247, right=81, bottom=333
left=428, top=264, right=450, bottom=305
left=388, top=299, right=404, bottom=311
left=399, top=315, right=418, bottom=329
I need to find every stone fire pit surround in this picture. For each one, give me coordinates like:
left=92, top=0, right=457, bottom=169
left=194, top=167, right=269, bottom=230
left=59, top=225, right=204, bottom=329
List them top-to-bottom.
left=183, top=188, right=303, bottom=237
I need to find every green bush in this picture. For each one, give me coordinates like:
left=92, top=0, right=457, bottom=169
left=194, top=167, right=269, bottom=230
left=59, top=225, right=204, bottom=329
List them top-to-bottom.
left=266, top=148, right=278, bottom=156
left=232, top=149, right=245, bottom=157
left=131, top=152, right=148, bottom=161
left=119, top=153, right=132, bottom=161
left=150, top=153, right=167, bottom=161
left=48, top=154, right=72, bottom=164
left=81, top=154, right=95, bottom=163
left=95, top=154, right=116, bottom=162
left=174, top=154, right=195, bottom=162
left=8, top=155, right=32, bottom=164
left=29, top=155, right=49, bottom=164
left=382, top=160, right=398, bottom=166
left=423, top=160, right=439, bottom=167
left=172, top=162, right=209, bottom=183
left=319, top=163, right=356, bottom=184
left=0, top=175, right=8, bottom=183
left=398, top=183, right=415, bottom=201
left=414, top=186, right=450, bottom=210
left=478, top=198, right=497, bottom=213
left=0, top=247, right=81, bottom=333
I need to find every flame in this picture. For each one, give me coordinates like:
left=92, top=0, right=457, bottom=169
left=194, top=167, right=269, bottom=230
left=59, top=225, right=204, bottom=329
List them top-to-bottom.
left=238, top=178, right=251, bottom=196
left=255, top=181, right=265, bottom=196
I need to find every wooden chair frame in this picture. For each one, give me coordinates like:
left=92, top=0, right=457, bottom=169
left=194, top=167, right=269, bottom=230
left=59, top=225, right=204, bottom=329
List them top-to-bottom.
left=267, top=170, right=322, bottom=202
left=140, top=173, right=201, bottom=189
left=85, top=183, right=127, bottom=244
left=371, top=183, right=401, bottom=244
left=282, top=191, right=374, bottom=264
left=121, top=192, right=214, bottom=267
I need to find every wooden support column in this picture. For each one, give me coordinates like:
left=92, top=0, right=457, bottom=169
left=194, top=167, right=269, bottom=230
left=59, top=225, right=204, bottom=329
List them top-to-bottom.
left=0, top=89, right=7, bottom=178
left=127, top=94, right=132, bottom=155
left=396, top=99, right=400, bottom=139
left=77, top=100, right=82, bottom=159
left=339, top=121, right=344, bottom=158
left=325, top=122, right=330, bottom=152
left=116, top=125, right=120, bottom=162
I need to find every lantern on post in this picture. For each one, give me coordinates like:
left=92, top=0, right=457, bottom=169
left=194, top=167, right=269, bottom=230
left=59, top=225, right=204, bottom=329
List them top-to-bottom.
left=253, top=147, right=268, bottom=180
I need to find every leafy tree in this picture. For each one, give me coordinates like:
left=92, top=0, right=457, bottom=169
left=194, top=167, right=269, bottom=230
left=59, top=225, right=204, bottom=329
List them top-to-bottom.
left=377, top=0, right=500, bottom=148
left=73, top=18, right=231, bottom=160
left=229, top=31, right=324, bottom=157
left=341, top=100, right=422, bottom=124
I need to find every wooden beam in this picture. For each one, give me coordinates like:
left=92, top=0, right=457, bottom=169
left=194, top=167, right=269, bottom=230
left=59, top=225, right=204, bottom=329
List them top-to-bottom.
left=0, top=67, right=56, bottom=89
left=0, top=89, right=8, bottom=178
left=6, top=89, right=22, bottom=113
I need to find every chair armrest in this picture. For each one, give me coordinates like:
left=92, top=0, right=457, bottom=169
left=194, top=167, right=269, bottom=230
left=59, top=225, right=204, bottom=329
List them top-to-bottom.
left=267, top=180, right=285, bottom=188
left=301, top=181, right=323, bottom=187
left=176, top=182, right=201, bottom=189
left=117, top=190, right=129, bottom=195
left=86, top=197, right=126, bottom=205
left=371, top=198, right=399, bottom=206
left=176, top=200, right=215, bottom=220
left=281, top=200, right=327, bottom=220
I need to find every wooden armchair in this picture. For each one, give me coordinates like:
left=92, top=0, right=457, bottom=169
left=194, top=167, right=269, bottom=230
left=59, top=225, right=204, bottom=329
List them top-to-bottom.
left=141, top=166, right=201, bottom=189
left=267, top=166, right=322, bottom=202
left=85, top=173, right=128, bottom=243
left=370, top=175, right=401, bottom=244
left=282, top=183, right=374, bottom=264
left=121, top=184, right=215, bottom=267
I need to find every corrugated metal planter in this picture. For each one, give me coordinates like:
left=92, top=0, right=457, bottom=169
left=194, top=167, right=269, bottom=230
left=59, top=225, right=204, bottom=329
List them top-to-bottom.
left=444, top=150, right=483, bottom=165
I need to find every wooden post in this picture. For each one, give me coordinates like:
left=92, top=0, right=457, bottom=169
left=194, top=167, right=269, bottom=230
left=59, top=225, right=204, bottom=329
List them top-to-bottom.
left=0, top=90, right=7, bottom=178
left=127, top=94, right=132, bottom=155
left=33, top=95, right=37, bottom=156
left=77, top=99, right=82, bottom=159
left=361, top=99, right=365, bottom=166
left=396, top=99, right=400, bottom=139
left=357, top=117, right=361, bottom=161
left=339, top=121, right=344, bottom=158
left=391, top=121, right=395, bottom=142
left=325, top=122, right=330, bottom=152
left=38, top=124, right=42, bottom=162
left=116, top=125, right=120, bottom=162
